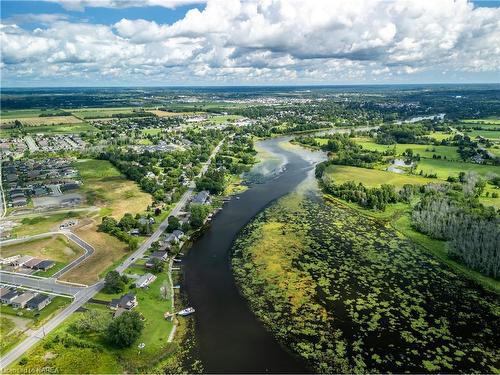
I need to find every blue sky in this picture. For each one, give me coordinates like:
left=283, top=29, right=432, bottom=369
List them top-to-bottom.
left=1, top=0, right=499, bottom=87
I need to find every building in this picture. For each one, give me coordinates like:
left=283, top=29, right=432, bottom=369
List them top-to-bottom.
left=192, top=190, right=211, bottom=205
left=146, top=251, right=168, bottom=268
left=0, top=255, right=20, bottom=265
left=13, top=255, right=34, bottom=267
left=24, top=258, right=44, bottom=269
left=34, top=260, right=55, bottom=271
left=135, top=273, right=156, bottom=288
left=0, top=287, right=11, bottom=299
left=1, top=290, right=20, bottom=304
left=11, top=292, right=36, bottom=308
left=109, top=293, right=137, bottom=310
left=26, top=294, right=52, bottom=310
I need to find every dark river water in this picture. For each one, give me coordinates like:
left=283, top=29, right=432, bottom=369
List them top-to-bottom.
left=183, top=137, right=325, bottom=373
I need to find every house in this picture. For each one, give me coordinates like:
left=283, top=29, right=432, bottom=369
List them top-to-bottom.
left=192, top=190, right=211, bottom=205
left=11, top=196, right=27, bottom=207
left=130, top=228, right=140, bottom=236
left=172, top=230, right=184, bottom=241
left=150, top=251, right=168, bottom=261
left=0, top=255, right=20, bottom=265
left=14, top=255, right=34, bottom=267
left=24, top=258, right=44, bottom=269
left=34, top=260, right=55, bottom=271
left=135, top=273, right=157, bottom=288
left=0, top=287, right=11, bottom=299
left=1, top=290, right=20, bottom=304
left=11, top=292, right=36, bottom=308
left=109, top=293, right=137, bottom=310
left=26, top=294, right=52, bottom=310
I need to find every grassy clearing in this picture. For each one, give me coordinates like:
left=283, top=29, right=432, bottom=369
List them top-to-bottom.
left=146, top=110, right=195, bottom=117
left=206, top=114, right=243, bottom=124
left=460, top=118, right=500, bottom=125
left=141, top=127, right=163, bottom=135
left=416, top=158, right=499, bottom=179
left=75, top=159, right=152, bottom=219
left=325, top=164, right=433, bottom=187
left=12, top=212, right=83, bottom=237
left=61, top=221, right=129, bottom=285
left=0, top=235, right=83, bottom=263
left=0, top=316, right=26, bottom=355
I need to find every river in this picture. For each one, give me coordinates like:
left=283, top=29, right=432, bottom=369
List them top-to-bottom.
left=183, top=136, right=325, bottom=373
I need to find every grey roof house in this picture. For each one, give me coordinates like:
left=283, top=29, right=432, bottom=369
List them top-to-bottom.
left=11, top=292, right=36, bottom=308
left=26, top=294, right=52, bottom=310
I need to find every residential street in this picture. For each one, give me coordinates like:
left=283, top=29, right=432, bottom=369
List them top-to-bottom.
left=0, top=138, right=225, bottom=370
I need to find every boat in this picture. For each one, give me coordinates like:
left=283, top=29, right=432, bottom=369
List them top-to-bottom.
left=178, top=307, right=195, bottom=316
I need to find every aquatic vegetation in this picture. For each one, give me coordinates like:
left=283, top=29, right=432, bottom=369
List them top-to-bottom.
left=232, top=193, right=500, bottom=373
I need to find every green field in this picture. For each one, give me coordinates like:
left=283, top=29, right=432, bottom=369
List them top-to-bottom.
left=71, top=107, right=151, bottom=119
left=0, top=109, right=49, bottom=118
left=206, top=114, right=243, bottom=124
left=461, top=117, right=500, bottom=125
left=1, top=123, right=96, bottom=136
left=141, top=127, right=163, bottom=135
left=463, top=129, right=500, bottom=140
left=352, top=138, right=461, bottom=160
left=416, top=158, right=500, bottom=179
left=325, top=164, right=434, bottom=187
left=12, top=212, right=83, bottom=237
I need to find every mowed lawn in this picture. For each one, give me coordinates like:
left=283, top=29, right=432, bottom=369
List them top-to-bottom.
left=415, top=158, right=500, bottom=179
left=325, top=165, right=434, bottom=187
left=0, top=235, right=83, bottom=263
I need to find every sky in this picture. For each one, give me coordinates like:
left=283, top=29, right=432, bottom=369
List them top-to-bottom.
left=1, top=0, right=500, bottom=87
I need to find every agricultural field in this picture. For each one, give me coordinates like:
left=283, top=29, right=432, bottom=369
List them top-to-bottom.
left=71, top=107, right=150, bottom=119
left=206, top=114, right=243, bottom=124
left=0, top=116, right=82, bottom=127
left=460, top=117, right=500, bottom=125
left=1, top=123, right=97, bottom=136
left=463, top=129, right=500, bottom=140
left=352, top=138, right=461, bottom=160
left=415, top=158, right=500, bottom=179
left=324, top=165, right=433, bottom=187
left=232, top=192, right=500, bottom=373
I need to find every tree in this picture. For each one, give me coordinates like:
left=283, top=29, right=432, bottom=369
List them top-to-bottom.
left=190, top=203, right=211, bottom=228
left=166, top=215, right=180, bottom=232
left=150, top=257, right=164, bottom=273
left=104, top=271, right=125, bottom=294
left=71, top=309, right=111, bottom=333
left=107, top=311, right=144, bottom=348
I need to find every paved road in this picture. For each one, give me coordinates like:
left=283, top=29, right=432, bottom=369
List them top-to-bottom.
left=0, top=138, right=225, bottom=370
left=116, top=138, right=224, bottom=274
left=0, top=271, right=85, bottom=296
left=0, top=283, right=101, bottom=369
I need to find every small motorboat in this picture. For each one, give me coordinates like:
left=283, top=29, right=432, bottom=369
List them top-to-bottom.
left=178, top=307, right=195, bottom=316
